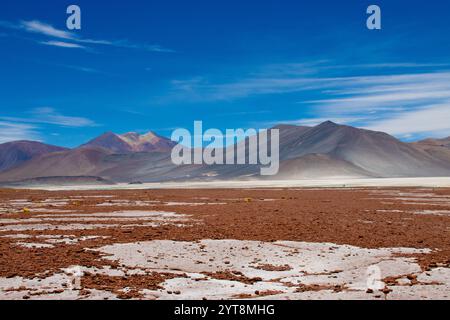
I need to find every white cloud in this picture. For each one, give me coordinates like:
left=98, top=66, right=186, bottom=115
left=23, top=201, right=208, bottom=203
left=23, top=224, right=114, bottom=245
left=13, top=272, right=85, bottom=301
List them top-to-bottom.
left=0, top=19, right=174, bottom=53
left=21, top=20, right=74, bottom=40
left=40, top=40, right=87, bottom=49
left=352, top=62, right=450, bottom=69
left=172, top=63, right=450, bottom=138
left=56, top=64, right=99, bottom=73
left=169, top=68, right=450, bottom=104
left=298, top=71, right=450, bottom=137
left=306, top=72, right=450, bottom=110
left=170, top=76, right=325, bottom=101
left=364, top=103, right=450, bottom=136
left=1, top=107, right=98, bottom=128
left=32, top=107, right=97, bottom=127
left=0, top=108, right=98, bottom=143
left=0, top=121, right=40, bottom=144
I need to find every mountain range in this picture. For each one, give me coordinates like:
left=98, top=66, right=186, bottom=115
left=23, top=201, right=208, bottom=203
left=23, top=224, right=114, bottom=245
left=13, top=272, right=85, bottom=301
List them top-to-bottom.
left=0, top=122, right=449, bottom=185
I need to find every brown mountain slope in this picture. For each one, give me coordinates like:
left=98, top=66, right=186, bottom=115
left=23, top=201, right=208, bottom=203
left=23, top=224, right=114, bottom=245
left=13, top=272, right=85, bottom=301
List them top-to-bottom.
left=208, top=121, right=450, bottom=179
left=275, top=121, right=450, bottom=177
left=412, top=137, right=450, bottom=164
left=416, top=137, right=450, bottom=148
left=0, top=141, right=67, bottom=172
left=0, top=146, right=113, bottom=182
left=275, top=154, right=374, bottom=179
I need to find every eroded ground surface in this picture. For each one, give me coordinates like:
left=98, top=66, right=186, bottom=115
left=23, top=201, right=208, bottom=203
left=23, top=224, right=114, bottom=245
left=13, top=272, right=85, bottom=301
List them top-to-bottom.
left=0, top=187, right=449, bottom=300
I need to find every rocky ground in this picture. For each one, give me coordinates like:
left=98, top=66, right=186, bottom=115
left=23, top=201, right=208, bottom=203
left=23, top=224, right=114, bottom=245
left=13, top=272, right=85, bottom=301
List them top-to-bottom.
left=0, top=187, right=449, bottom=300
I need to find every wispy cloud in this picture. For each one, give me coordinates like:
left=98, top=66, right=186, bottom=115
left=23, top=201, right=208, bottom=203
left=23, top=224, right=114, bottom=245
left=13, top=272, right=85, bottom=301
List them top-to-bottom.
left=0, top=19, right=174, bottom=53
left=21, top=20, right=73, bottom=39
left=40, top=40, right=87, bottom=49
left=31, top=59, right=104, bottom=74
left=169, top=62, right=450, bottom=138
left=351, top=62, right=450, bottom=69
left=55, top=64, right=100, bottom=74
left=171, top=70, right=450, bottom=103
left=298, top=71, right=450, bottom=137
left=305, top=73, right=450, bottom=111
left=169, top=76, right=324, bottom=101
left=363, top=104, right=450, bottom=137
left=1, top=107, right=98, bottom=128
left=0, top=108, right=98, bottom=143
left=217, top=110, right=271, bottom=117
left=0, top=121, right=40, bottom=144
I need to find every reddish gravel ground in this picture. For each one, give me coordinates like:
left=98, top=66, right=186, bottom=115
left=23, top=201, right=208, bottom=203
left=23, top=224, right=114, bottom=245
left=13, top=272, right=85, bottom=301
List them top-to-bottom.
left=0, top=187, right=449, bottom=299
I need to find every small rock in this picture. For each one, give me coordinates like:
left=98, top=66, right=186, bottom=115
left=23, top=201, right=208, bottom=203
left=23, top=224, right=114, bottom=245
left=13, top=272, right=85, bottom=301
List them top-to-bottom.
left=381, top=287, right=392, bottom=295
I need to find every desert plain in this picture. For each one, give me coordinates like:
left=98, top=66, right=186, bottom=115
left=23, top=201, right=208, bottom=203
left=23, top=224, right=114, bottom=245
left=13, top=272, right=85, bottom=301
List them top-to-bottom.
left=1, top=179, right=450, bottom=300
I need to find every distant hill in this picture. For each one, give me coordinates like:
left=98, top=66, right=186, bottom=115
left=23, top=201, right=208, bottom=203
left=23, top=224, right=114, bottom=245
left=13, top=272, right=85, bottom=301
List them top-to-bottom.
left=411, top=136, right=450, bottom=165
left=415, top=137, right=450, bottom=148
left=0, top=141, right=67, bottom=172
left=0, top=146, right=113, bottom=181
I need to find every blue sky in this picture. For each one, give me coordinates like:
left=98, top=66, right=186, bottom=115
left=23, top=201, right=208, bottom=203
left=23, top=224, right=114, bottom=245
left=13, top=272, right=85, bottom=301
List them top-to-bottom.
left=1, top=0, right=450, bottom=147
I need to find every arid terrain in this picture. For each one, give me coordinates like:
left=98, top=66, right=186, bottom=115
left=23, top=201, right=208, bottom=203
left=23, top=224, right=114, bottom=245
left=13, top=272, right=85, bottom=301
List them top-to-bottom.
left=1, top=186, right=450, bottom=300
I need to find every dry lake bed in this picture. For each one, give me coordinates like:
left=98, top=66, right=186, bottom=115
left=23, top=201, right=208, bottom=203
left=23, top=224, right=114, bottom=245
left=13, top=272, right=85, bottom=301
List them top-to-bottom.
left=1, top=185, right=449, bottom=300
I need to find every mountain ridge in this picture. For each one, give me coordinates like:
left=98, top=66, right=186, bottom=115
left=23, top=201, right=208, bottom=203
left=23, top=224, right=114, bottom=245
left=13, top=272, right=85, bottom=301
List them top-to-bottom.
left=1, top=122, right=450, bottom=184
left=0, top=140, right=67, bottom=173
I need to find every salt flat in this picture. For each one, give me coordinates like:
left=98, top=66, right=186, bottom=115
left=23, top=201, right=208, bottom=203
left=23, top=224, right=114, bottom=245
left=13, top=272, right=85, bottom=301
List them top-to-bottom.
left=13, top=177, right=450, bottom=191
left=1, top=186, right=449, bottom=300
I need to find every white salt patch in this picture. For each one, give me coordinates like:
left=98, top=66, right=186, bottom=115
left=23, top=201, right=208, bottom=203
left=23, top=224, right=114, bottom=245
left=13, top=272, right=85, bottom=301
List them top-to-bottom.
left=69, top=195, right=114, bottom=198
left=395, top=197, right=450, bottom=203
left=8, top=201, right=33, bottom=206
left=96, top=201, right=158, bottom=207
left=163, top=202, right=226, bottom=206
left=28, top=208, right=75, bottom=213
left=36, top=210, right=184, bottom=218
left=414, top=210, right=450, bottom=216
left=0, top=211, right=193, bottom=231
left=2, top=217, right=187, bottom=223
left=0, top=218, right=44, bottom=224
left=358, top=220, right=375, bottom=224
left=0, top=221, right=193, bottom=232
left=0, top=223, right=121, bottom=231
left=1, top=234, right=32, bottom=239
left=43, top=235, right=107, bottom=245
left=1, top=239, right=446, bottom=300
left=94, top=239, right=437, bottom=300
left=16, top=242, right=55, bottom=249
left=0, top=267, right=119, bottom=300
left=387, top=268, right=450, bottom=300
left=156, top=277, right=288, bottom=300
